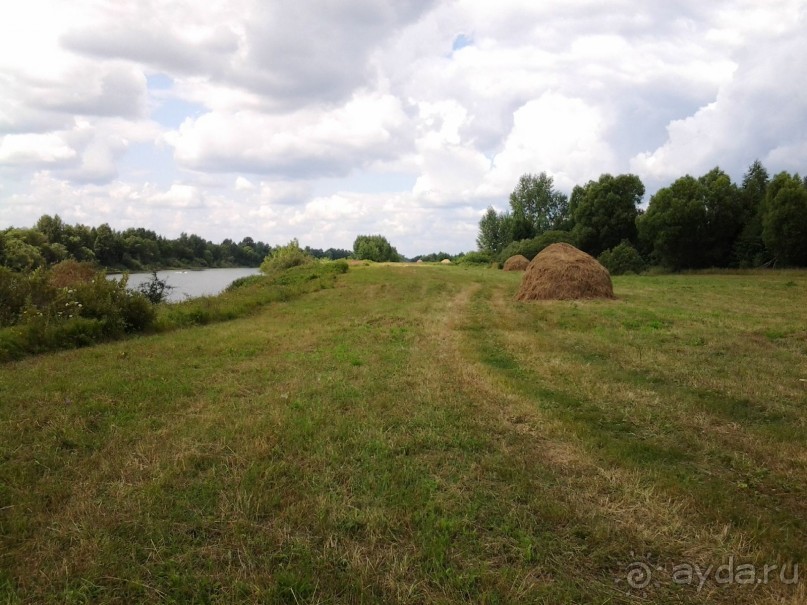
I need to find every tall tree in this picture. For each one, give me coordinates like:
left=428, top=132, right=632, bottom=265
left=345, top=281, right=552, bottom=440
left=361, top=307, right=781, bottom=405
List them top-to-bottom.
left=735, top=160, right=770, bottom=267
left=698, top=167, right=743, bottom=267
left=508, top=172, right=570, bottom=237
left=761, top=172, right=807, bottom=266
left=572, top=173, right=644, bottom=256
left=637, top=175, right=706, bottom=270
left=477, top=207, right=510, bottom=255
left=353, top=235, right=400, bottom=262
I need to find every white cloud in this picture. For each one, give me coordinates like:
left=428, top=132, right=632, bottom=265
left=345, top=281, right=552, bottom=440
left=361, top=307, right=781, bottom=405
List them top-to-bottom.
left=1, top=0, right=807, bottom=253
left=631, top=27, right=807, bottom=185
left=164, top=92, right=410, bottom=177
left=484, top=93, right=616, bottom=193
left=0, top=133, right=77, bottom=165
left=234, top=176, right=255, bottom=191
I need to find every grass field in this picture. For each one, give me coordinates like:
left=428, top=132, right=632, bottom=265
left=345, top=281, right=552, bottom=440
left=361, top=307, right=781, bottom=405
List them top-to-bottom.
left=1, top=264, right=805, bottom=604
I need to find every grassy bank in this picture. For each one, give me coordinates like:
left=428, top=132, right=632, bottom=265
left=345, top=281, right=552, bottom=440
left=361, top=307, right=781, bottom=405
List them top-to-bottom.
left=1, top=265, right=805, bottom=603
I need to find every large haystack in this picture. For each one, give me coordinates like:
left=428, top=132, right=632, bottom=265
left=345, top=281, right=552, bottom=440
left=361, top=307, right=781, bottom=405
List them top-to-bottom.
left=516, top=243, right=614, bottom=301
left=503, top=254, right=529, bottom=271
left=440, top=258, right=452, bottom=264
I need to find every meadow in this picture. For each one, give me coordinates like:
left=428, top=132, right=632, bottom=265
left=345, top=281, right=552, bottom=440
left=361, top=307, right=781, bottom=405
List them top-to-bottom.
left=1, top=264, right=805, bottom=604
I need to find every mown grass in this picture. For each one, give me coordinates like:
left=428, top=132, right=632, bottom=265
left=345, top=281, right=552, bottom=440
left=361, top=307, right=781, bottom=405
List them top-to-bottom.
left=0, top=264, right=805, bottom=604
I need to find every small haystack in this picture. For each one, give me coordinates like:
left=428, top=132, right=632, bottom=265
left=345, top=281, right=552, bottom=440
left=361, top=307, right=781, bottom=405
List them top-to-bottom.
left=516, top=243, right=614, bottom=301
left=503, top=254, right=529, bottom=272
left=440, top=258, right=452, bottom=264
left=416, top=259, right=424, bottom=264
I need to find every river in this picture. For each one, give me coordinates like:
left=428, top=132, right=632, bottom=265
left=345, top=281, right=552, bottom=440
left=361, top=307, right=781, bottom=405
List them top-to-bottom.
left=107, top=267, right=261, bottom=302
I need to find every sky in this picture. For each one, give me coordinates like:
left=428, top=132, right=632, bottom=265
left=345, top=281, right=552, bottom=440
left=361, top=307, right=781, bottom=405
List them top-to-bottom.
left=1, top=0, right=806, bottom=257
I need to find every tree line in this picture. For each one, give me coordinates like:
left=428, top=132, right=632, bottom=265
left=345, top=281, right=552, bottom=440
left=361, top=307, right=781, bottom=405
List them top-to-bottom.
left=477, top=161, right=807, bottom=272
left=0, top=214, right=356, bottom=273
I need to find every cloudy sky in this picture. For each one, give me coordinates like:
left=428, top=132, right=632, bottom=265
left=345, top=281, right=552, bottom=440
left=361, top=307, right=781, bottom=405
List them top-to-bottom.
left=1, top=1, right=806, bottom=256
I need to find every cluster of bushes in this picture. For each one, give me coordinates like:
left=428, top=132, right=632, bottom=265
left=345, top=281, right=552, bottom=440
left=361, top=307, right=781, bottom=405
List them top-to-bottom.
left=0, top=257, right=351, bottom=361
left=0, top=260, right=155, bottom=360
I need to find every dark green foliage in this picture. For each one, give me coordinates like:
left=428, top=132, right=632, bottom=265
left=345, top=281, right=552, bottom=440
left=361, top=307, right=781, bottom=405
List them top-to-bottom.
left=735, top=162, right=770, bottom=266
left=639, top=167, right=756, bottom=270
left=698, top=168, right=744, bottom=267
left=761, top=172, right=807, bottom=266
left=571, top=173, right=645, bottom=257
left=637, top=175, right=707, bottom=270
left=1, top=214, right=274, bottom=273
left=498, top=230, right=577, bottom=263
left=353, top=235, right=401, bottom=262
left=597, top=241, right=646, bottom=275
left=303, top=246, right=352, bottom=260
left=415, top=251, right=453, bottom=262
left=457, top=251, right=492, bottom=265
left=0, top=267, right=155, bottom=361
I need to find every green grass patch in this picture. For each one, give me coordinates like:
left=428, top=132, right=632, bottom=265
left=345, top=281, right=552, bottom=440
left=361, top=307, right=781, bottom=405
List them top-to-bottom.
left=0, top=266, right=805, bottom=604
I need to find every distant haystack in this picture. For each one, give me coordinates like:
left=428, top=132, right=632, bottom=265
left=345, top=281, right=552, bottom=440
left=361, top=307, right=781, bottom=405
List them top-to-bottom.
left=516, top=243, right=614, bottom=301
left=503, top=254, right=529, bottom=271
left=440, top=258, right=452, bottom=264
left=416, top=259, right=424, bottom=264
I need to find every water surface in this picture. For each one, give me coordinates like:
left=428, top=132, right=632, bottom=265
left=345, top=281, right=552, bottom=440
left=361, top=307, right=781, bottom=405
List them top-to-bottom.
left=108, top=267, right=261, bottom=302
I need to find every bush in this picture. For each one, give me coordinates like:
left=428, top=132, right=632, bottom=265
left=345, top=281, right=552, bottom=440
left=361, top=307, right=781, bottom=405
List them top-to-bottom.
left=498, top=230, right=577, bottom=263
left=353, top=235, right=400, bottom=262
left=260, top=239, right=314, bottom=273
left=598, top=241, right=647, bottom=275
left=457, top=251, right=492, bottom=265
left=48, top=259, right=98, bottom=288
left=0, top=267, right=28, bottom=327
left=137, top=271, right=174, bottom=304
left=225, top=275, right=265, bottom=292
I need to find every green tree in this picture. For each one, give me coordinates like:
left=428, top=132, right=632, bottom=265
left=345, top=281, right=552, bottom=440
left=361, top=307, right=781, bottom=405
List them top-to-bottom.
left=734, top=160, right=770, bottom=267
left=698, top=167, right=743, bottom=267
left=508, top=172, right=570, bottom=237
left=761, top=172, right=807, bottom=266
left=571, top=173, right=644, bottom=256
left=637, top=175, right=706, bottom=270
left=477, top=207, right=510, bottom=255
left=36, top=214, right=65, bottom=245
left=93, top=223, right=121, bottom=266
left=497, top=230, right=577, bottom=263
left=0, top=232, right=46, bottom=271
left=352, top=235, right=400, bottom=262
left=260, top=239, right=314, bottom=272
left=598, top=240, right=646, bottom=275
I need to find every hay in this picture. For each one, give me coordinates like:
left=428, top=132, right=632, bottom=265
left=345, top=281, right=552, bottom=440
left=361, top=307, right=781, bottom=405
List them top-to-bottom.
left=516, top=243, right=614, bottom=301
left=503, top=254, right=529, bottom=271
left=440, top=258, right=452, bottom=264
left=416, top=259, right=424, bottom=264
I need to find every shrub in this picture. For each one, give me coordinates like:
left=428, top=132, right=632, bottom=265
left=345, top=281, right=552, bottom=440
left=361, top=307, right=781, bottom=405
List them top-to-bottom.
left=498, top=230, right=577, bottom=263
left=260, top=239, right=314, bottom=273
left=598, top=240, right=647, bottom=275
left=458, top=251, right=492, bottom=265
left=48, top=259, right=98, bottom=288
left=0, top=267, right=28, bottom=327
left=137, top=270, right=174, bottom=304
left=226, top=275, right=265, bottom=291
